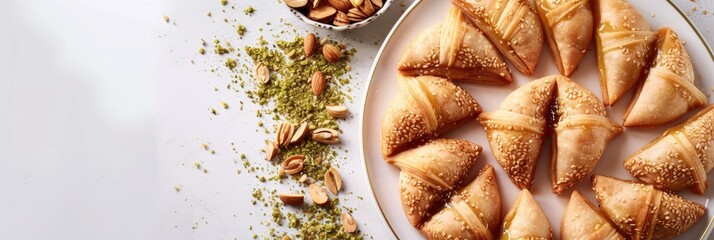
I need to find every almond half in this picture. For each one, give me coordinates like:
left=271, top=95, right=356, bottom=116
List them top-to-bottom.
left=284, top=0, right=308, bottom=8
left=326, top=105, right=348, bottom=118
left=290, top=122, right=309, bottom=144
left=266, top=141, right=279, bottom=161
left=281, top=155, right=305, bottom=175
left=324, top=167, right=343, bottom=194
left=308, top=184, right=329, bottom=205
left=278, top=193, right=304, bottom=205
left=341, top=213, right=357, bottom=233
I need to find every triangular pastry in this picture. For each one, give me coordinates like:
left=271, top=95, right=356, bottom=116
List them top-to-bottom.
left=452, top=0, right=544, bottom=75
left=534, top=0, right=593, bottom=76
left=592, top=0, right=657, bottom=105
left=398, top=7, right=512, bottom=85
left=623, top=27, right=707, bottom=127
left=381, top=75, right=481, bottom=158
left=478, top=76, right=556, bottom=189
left=551, top=76, right=623, bottom=193
left=625, top=105, right=714, bottom=194
left=393, top=138, right=482, bottom=226
left=421, top=165, right=501, bottom=240
left=592, top=175, right=705, bottom=240
left=500, top=189, right=553, bottom=239
left=561, top=191, right=624, bottom=240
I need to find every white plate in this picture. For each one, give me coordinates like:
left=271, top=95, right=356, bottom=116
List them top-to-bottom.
left=360, top=0, right=714, bottom=239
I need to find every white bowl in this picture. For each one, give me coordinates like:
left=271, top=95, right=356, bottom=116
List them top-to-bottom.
left=286, top=0, right=393, bottom=31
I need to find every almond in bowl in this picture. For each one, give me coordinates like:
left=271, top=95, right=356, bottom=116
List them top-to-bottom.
left=284, top=0, right=392, bottom=31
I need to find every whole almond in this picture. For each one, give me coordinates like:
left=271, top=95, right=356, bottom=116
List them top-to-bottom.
left=285, top=0, right=308, bottom=8
left=327, top=0, right=352, bottom=11
left=308, top=5, right=337, bottom=22
left=304, top=33, right=317, bottom=57
left=322, top=44, right=341, bottom=63
left=254, top=63, right=270, bottom=84
left=310, top=71, right=326, bottom=96
left=326, top=105, right=348, bottom=118
left=290, top=122, right=309, bottom=144
left=266, top=141, right=279, bottom=161
left=282, top=155, right=305, bottom=174
left=324, top=167, right=343, bottom=194
left=308, top=184, right=329, bottom=205
left=278, top=194, right=304, bottom=205
left=341, top=213, right=357, bottom=233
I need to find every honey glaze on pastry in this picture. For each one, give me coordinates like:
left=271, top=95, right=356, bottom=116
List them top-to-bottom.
left=452, top=0, right=544, bottom=75
left=534, top=0, right=593, bottom=76
left=592, top=0, right=657, bottom=105
left=398, top=7, right=512, bottom=84
left=623, top=27, right=707, bottom=127
left=381, top=75, right=481, bottom=158
left=551, top=76, right=623, bottom=194
left=478, top=77, right=556, bottom=189
left=625, top=105, right=714, bottom=194
left=392, top=138, right=482, bottom=226
left=421, top=165, right=502, bottom=240
left=592, top=175, right=705, bottom=240
left=500, top=189, right=553, bottom=240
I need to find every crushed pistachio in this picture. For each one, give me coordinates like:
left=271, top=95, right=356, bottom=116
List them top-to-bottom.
left=220, top=0, right=228, bottom=6
left=244, top=6, right=255, bottom=15
left=237, top=25, right=246, bottom=36
left=198, top=48, right=205, bottom=55
left=225, top=58, right=237, bottom=70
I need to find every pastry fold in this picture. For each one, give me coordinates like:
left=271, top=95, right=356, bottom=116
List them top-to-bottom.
left=452, top=0, right=544, bottom=75
left=535, top=0, right=593, bottom=76
left=593, top=0, right=657, bottom=105
left=398, top=7, right=512, bottom=85
left=623, top=27, right=707, bottom=127
left=381, top=75, right=481, bottom=158
left=479, top=76, right=556, bottom=189
left=551, top=76, right=623, bottom=193
left=625, top=105, right=714, bottom=194
left=393, top=138, right=482, bottom=226
left=421, top=165, right=501, bottom=240
left=592, top=175, right=705, bottom=240
left=501, top=189, right=553, bottom=240
left=562, top=191, right=624, bottom=240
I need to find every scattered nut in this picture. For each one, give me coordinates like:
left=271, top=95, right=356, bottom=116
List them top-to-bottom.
left=284, top=0, right=308, bottom=8
left=304, top=33, right=317, bottom=57
left=322, top=44, right=342, bottom=63
left=254, top=63, right=270, bottom=84
left=311, top=71, right=327, bottom=96
left=326, top=105, right=348, bottom=118
left=275, top=122, right=295, bottom=147
left=290, top=122, right=309, bottom=144
left=312, top=128, right=340, bottom=144
left=266, top=141, right=279, bottom=161
left=282, top=155, right=305, bottom=174
left=324, top=167, right=343, bottom=194
left=299, top=174, right=309, bottom=183
left=308, top=184, right=329, bottom=205
left=278, top=193, right=304, bottom=205
left=341, top=213, right=357, bottom=233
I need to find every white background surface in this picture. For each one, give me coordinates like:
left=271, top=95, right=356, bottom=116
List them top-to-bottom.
left=0, top=0, right=710, bottom=239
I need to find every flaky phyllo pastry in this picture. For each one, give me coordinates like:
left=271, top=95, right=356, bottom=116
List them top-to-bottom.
left=452, top=0, right=544, bottom=75
left=534, top=0, right=593, bottom=76
left=593, top=0, right=657, bottom=105
left=398, top=7, right=512, bottom=85
left=623, top=27, right=707, bottom=127
left=381, top=75, right=481, bottom=158
left=551, top=76, right=622, bottom=194
left=478, top=77, right=555, bottom=189
left=625, top=105, right=714, bottom=194
left=392, top=138, right=482, bottom=226
left=421, top=165, right=501, bottom=240
left=592, top=175, right=705, bottom=240
left=501, top=189, right=552, bottom=240
left=561, top=191, right=624, bottom=240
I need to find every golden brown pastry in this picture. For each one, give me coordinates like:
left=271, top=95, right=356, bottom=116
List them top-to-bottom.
left=452, top=0, right=544, bottom=75
left=534, top=0, right=593, bottom=76
left=592, top=0, right=657, bottom=105
left=398, top=7, right=512, bottom=85
left=623, top=27, right=707, bottom=127
left=381, top=75, right=481, bottom=158
left=478, top=76, right=556, bottom=189
left=551, top=76, right=623, bottom=193
left=624, top=105, right=714, bottom=195
left=392, top=138, right=482, bottom=226
left=421, top=165, right=501, bottom=240
left=592, top=175, right=705, bottom=240
left=500, top=189, right=553, bottom=240
left=561, top=191, right=624, bottom=240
